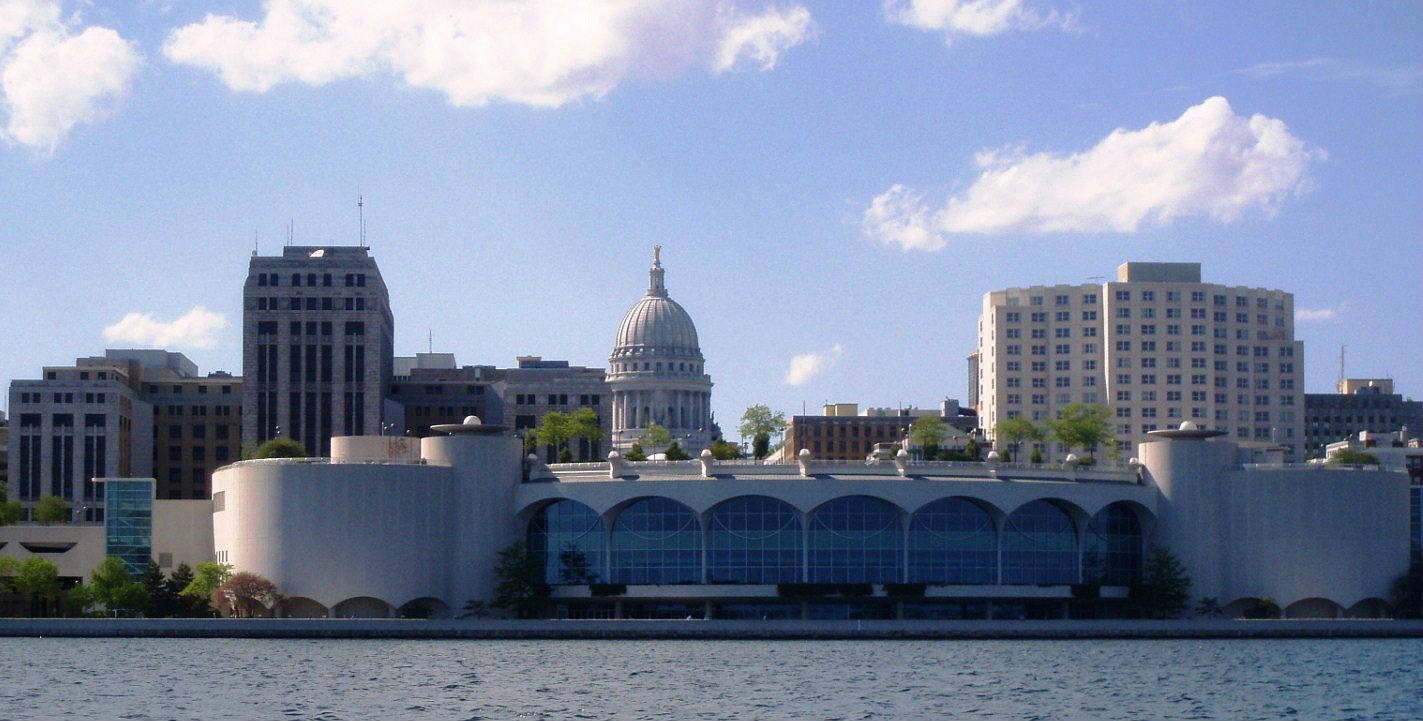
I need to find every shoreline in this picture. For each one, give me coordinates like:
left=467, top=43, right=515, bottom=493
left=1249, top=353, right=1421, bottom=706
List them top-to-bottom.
left=1, top=618, right=1419, bottom=640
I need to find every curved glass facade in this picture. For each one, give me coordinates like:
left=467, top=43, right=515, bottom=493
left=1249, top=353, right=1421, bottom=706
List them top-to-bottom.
left=707, top=496, right=803, bottom=583
left=807, top=496, right=903, bottom=583
left=610, top=497, right=703, bottom=584
left=908, top=497, right=997, bottom=584
left=527, top=499, right=605, bottom=585
left=1001, top=500, right=1078, bottom=585
left=1084, top=503, right=1144, bottom=586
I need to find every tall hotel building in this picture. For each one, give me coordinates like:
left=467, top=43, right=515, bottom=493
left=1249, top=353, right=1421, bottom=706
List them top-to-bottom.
left=242, top=246, right=394, bottom=456
left=977, top=262, right=1304, bottom=460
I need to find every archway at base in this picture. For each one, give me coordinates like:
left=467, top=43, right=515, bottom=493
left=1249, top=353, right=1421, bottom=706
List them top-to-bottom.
left=277, top=596, right=330, bottom=618
left=332, top=596, right=394, bottom=618
left=398, top=597, right=451, bottom=619
left=1284, top=597, right=1342, bottom=619
left=1344, top=598, right=1392, bottom=619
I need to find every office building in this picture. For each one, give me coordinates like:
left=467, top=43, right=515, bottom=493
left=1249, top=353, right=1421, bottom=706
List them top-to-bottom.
left=241, top=246, right=394, bottom=456
left=977, top=262, right=1304, bottom=460
left=142, top=371, right=242, bottom=500
left=1305, top=378, right=1423, bottom=458
left=785, top=400, right=977, bottom=461
left=0, top=411, right=9, bottom=495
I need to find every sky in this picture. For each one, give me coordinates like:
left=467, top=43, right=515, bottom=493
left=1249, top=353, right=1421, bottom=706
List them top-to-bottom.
left=0, top=0, right=1419, bottom=439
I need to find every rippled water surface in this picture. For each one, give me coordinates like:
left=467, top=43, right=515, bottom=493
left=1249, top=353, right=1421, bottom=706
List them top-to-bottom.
left=1, top=638, right=1419, bottom=719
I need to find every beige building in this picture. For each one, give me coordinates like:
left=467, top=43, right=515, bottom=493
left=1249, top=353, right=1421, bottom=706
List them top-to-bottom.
left=977, top=262, right=1304, bottom=460
left=144, top=372, right=243, bottom=500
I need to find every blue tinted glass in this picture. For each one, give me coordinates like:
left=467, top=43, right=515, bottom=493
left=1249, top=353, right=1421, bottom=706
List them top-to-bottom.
left=104, top=479, right=153, bottom=577
left=707, top=496, right=803, bottom=583
left=807, top=496, right=903, bottom=583
left=610, top=497, right=702, bottom=584
left=908, top=497, right=996, bottom=584
left=528, top=500, right=605, bottom=584
left=1001, top=500, right=1077, bottom=585
left=1084, top=503, right=1143, bottom=586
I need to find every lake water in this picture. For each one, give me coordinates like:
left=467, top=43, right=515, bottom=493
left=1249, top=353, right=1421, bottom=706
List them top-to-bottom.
left=1, top=638, right=1418, bottom=719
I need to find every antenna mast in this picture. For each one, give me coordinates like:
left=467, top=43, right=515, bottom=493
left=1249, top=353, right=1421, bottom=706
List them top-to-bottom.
left=358, top=194, right=367, bottom=248
left=428, top=328, right=433, bottom=354
left=1338, top=345, right=1346, bottom=391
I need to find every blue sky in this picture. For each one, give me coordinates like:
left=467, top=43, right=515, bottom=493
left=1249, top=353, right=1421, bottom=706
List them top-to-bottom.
left=1, top=1, right=1419, bottom=437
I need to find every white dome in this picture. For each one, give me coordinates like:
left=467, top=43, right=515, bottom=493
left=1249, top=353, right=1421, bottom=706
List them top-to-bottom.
left=612, top=250, right=702, bottom=359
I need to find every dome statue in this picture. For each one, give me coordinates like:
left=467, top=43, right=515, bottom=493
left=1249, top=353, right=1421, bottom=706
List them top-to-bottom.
left=607, top=247, right=715, bottom=454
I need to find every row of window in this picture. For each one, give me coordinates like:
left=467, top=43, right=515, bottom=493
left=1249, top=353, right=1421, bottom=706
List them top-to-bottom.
left=254, top=272, right=367, bottom=288
left=1006, top=290, right=1283, bottom=310
left=613, top=361, right=704, bottom=374
left=527, top=497, right=1145, bottom=587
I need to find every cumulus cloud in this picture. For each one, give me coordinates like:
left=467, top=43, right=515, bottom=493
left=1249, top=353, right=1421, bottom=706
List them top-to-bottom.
left=0, top=0, right=141, bottom=153
left=163, top=0, right=813, bottom=107
left=883, top=0, right=1070, bottom=41
left=1232, top=58, right=1423, bottom=96
left=862, top=97, right=1319, bottom=251
left=1295, top=304, right=1347, bottom=322
left=103, top=306, right=229, bottom=350
left=784, top=344, right=841, bottom=386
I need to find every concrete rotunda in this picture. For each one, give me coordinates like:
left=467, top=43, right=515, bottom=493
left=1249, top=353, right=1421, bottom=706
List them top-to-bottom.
left=607, top=247, right=714, bottom=453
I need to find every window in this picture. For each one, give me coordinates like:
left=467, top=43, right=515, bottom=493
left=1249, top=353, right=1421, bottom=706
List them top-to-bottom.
left=1141, top=291, right=1155, bottom=302
left=1055, top=294, right=1069, bottom=305
left=708, top=496, right=803, bottom=584
left=808, top=496, right=903, bottom=583
left=610, top=497, right=701, bottom=584
left=908, top=498, right=995, bottom=584
left=529, top=500, right=605, bottom=584
left=1002, top=501, right=1077, bottom=585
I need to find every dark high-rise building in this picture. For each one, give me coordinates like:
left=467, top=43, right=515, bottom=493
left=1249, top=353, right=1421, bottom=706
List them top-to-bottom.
left=242, top=246, right=394, bottom=456
left=1304, top=378, right=1423, bottom=458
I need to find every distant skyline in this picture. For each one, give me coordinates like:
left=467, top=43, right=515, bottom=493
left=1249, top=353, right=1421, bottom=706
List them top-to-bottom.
left=2, top=1, right=1420, bottom=436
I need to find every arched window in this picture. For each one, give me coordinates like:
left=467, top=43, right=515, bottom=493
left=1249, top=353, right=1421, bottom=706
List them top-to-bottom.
left=707, top=496, right=803, bottom=583
left=807, top=496, right=903, bottom=583
left=610, top=497, right=702, bottom=584
left=908, top=498, right=996, bottom=584
left=527, top=500, right=604, bottom=584
left=1002, top=500, right=1077, bottom=585
left=1084, top=503, right=1143, bottom=586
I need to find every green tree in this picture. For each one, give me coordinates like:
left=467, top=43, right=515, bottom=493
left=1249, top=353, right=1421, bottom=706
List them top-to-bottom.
left=1045, top=404, right=1116, bottom=460
left=738, top=405, right=787, bottom=446
left=569, top=407, right=605, bottom=461
left=533, top=411, right=574, bottom=462
left=908, top=416, right=948, bottom=460
left=995, top=417, right=1044, bottom=459
left=639, top=423, right=672, bottom=449
left=751, top=432, right=770, bottom=460
left=254, top=437, right=307, bottom=458
left=707, top=438, right=744, bottom=460
left=963, top=438, right=982, bottom=461
left=663, top=441, right=691, bottom=461
left=623, top=443, right=647, bottom=462
left=1030, top=448, right=1044, bottom=464
left=1327, top=448, right=1380, bottom=466
left=0, top=483, right=23, bottom=526
left=33, top=494, right=71, bottom=525
left=489, top=541, right=549, bottom=619
left=558, top=544, right=597, bottom=585
left=1131, top=546, right=1192, bottom=619
left=15, top=557, right=62, bottom=616
left=90, top=557, right=146, bottom=615
left=140, top=561, right=184, bottom=618
left=181, top=561, right=233, bottom=608
left=168, top=563, right=210, bottom=617
left=216, top=572, right=280, bottom=618
left=63, top=584, right=96, bottom=617
left=1195, top=596, right=1223, bottom=618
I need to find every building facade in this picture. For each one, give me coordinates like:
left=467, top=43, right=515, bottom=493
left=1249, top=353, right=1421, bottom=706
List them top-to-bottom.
left=241, top=246, right=394, bottom=456
left=607, top=248, right=714, bottom=453
left=977, top=262, right=1304, bottom=460
left=144, top=372, right=243, bottom=500
left=1305, top=378, right=1423, bottom=458
left=785, top=401, right=977, bottom=461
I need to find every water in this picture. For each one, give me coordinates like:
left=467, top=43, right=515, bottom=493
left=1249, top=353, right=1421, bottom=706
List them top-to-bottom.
left=0, top=638, right=1418, bottom=719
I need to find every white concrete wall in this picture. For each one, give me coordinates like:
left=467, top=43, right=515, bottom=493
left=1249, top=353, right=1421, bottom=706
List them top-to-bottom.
left=421, top=433, right=522, bottom=609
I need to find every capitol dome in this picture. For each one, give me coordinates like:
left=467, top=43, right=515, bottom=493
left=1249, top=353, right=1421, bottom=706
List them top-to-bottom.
left=613, top=281, right=701, bottom=357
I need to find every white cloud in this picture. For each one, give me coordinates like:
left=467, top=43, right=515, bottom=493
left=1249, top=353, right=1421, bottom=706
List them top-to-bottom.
left=0, top=0, right=141, bottom=153
left=163, top=0, right=813, bottom=108
left=883, top=0, right=1070, bottom=41
left=1233, top=58, right=1423, bottom=96
left=862, top=96, right=1319, bottom=250
left=1295, top=304, right=1347, bottom=322
left=103, top=306, right=229, bottom=350
left=784, top=344, right=841, bottom=386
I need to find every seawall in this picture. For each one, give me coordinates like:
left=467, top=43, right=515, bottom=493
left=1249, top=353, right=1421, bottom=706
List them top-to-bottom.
left=1, top=618, right=1419, bottom=640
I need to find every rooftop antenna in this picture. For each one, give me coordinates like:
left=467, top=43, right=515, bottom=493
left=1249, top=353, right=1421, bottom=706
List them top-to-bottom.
left=357, top=193, right=367, bottom=248
left=286, top=219, right=293, bottom=246
left=252, top=230, right=258, bottom=257
left=428, top=328, right=433, bottom=354
left=1338, top=345, right=1346, bottom=391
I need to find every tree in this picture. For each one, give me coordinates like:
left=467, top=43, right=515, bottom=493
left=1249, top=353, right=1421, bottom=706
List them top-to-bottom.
left=1045, top=404, right=1116, bottom=460
left=738, top=405, right=787, bottom=446
left=569, top=407, right=605, bottom=461
left=533, top=411, right=574, bottom=462
left=908, top=416, right=948, bottom=460
left=995, top=417, right=1044, bottom=459
left=639, top=423, right=671, bottom=449
left=751, top=432, right=770, bottom=460
left=254, top=437, right=307, bottom=458
left=707, top=438, right=744, bottom=460
left=963, top=438, right=981, bottom=461
left=663, top=441, right=691, bottom=461
left=623, top=443, right=647, bottom=462
left=1327, top=448, right=1380, bottom=466
left=1030, top=449, right=1044, bottom=464
left=0, top=483, right=23, bottom=526
left=33, top=494, right=71, bottom=525
left=489, top=541, right=549, bottom=619
left=558, top=544, right=597, bottom=585
left=1131, top=546, right=1192, bottom=619
left=1392, top=551, right=1422, bottom=619
left=0, top=556, right=19, bottom=614
left=90, top=557, right=145, bottom=615
left=15, top=558, right=62, bottom=616
left=139, top=561, right=184, bottom=618
left=181, top=561, right=232, bottom=614
left=168, top=563, right=210, bottom=617
left=217, top=572, right=280, bottom=618
left=63, top=584, right=96, bottom=617
left=1195, top=596, right=1223, bottom=618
